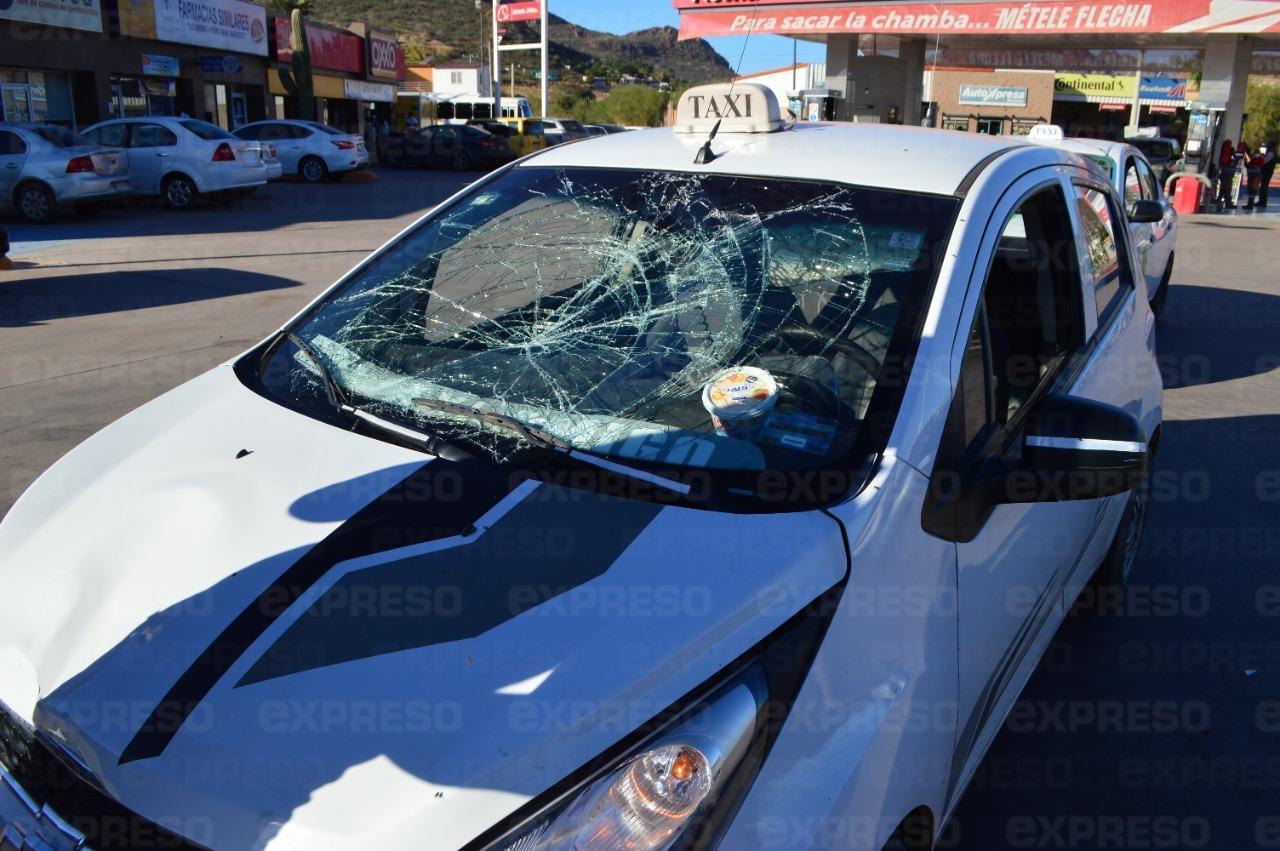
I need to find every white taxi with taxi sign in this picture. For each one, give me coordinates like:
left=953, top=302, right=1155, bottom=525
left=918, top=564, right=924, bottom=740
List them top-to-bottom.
left=0, top=84, right=1161, bottom=851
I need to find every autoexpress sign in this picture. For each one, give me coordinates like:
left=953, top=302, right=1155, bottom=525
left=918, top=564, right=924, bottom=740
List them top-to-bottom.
left=958, top=84, right=1028, bottom=107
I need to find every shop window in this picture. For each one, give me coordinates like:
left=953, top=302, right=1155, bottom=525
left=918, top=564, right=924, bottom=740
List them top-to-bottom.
left=942, top=116, right=969, bottom=132
left=975, top=117, right=1004, bottom=135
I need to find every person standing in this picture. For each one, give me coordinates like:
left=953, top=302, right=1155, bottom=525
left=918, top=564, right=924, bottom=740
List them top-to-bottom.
left=1217, top=139, right=1237, bottom=208
left=1258, top=141, right=1278, bottom=209
left=1243, top=143, right=1262, bottom=209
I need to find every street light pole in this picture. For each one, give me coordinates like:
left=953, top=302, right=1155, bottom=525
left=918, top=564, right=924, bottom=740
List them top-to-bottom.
left=539, top=0, right=548, bottom=117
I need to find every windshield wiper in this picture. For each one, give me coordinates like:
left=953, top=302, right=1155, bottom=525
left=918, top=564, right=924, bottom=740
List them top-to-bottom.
left=285, top=332, right=460, bottom=458
left=413, top=397, right=691, bottom=495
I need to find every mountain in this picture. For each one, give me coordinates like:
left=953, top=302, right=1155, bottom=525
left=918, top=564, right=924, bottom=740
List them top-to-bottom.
left=302, top=0, right=734, bottom=84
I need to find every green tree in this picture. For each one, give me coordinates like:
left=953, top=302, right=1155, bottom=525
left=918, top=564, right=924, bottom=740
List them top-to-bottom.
left=1243, top=80, right=1280, bottom=148
left=602, top=85, right=669, bottom=127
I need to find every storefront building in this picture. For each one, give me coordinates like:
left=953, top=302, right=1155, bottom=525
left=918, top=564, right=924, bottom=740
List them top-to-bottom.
left=1, top=0, right=270, bottom=129
left=267, top=18, right=399, bottom=134
left=925, top=68, right=1055, bottom=135
left=1051, top=72, right=1194, bottom=139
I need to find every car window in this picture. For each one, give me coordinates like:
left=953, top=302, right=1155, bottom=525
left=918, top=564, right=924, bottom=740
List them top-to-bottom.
left=181, top=119, right=236, bottom=140
left=525, top=120, right=545, bottom=136
left=85, top=123, right=129, bottom=147
left=130, top=123, right=179, bottom=148
left=307, top=123, right=344, bottom=136
left=235, top=124, right=262, bottom=140
left=286, top=125, right=312, bottom=139
left=34, top=126, right=91, bottom=147
left=436, top=126, right=457, bottom=140
left=0, top=130, right=27, bottom=156
left=1136, top=158, right=1161, bottom=200
left=1123, top=159, right=1144, bottom=206
left=255, top=167, right=960, bottom=493
left=1072, top=183, right=1134, bottom=324
left=980, top=184, right=1086, bottom=426
left=960, top=307, right=994, bottom=450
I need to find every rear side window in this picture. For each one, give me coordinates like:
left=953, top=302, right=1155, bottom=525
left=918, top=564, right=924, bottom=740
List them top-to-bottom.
left=180, top=120, right=236, bottom=140
left=131, top=123, right=178, bottom=147
left=85, top=124, right=129, bottom=147
left=235, top=125, right=263, bottom=140
left=287, top=125, right=312, bottom=139
left=34, top=126, right=90, bottom=147
left=0, top=131, right=26, bottom=156
left=1072, top=184, right=1133, bottom=323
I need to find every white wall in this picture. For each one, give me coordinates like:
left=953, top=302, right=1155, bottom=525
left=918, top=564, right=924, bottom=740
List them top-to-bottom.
left=431, top=66, right=491, bottom=97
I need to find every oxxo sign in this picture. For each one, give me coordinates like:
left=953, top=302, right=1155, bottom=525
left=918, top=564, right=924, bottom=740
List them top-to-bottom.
left=367, top=30, right=399, bottom=79
left=673, top=83, right=786, bottom=134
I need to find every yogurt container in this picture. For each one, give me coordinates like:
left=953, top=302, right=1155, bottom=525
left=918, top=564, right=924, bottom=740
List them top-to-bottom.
left=701, top=367, right=779, bottom=440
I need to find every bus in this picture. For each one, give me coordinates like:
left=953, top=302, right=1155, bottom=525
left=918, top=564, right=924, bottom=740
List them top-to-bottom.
left=433, top=95, right=533, bottom=123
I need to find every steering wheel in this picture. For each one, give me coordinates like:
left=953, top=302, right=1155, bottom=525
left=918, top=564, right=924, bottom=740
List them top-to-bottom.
left=771, top=323, right=884, bottom=379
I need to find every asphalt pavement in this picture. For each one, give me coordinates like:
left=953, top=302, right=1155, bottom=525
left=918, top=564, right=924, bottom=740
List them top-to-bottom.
left=2, top=169, right=1279, bottom=849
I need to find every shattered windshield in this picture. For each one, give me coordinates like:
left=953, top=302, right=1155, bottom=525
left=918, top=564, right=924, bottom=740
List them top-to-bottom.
left=254, top=167, right=957, bottom=484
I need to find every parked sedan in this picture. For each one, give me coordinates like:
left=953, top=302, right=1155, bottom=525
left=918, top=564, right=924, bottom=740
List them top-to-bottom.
left=0, top=84, right=1162, bottom=851
left=82, top=117, right=267, bottom=210
left=541, top=117, right=589, bottom=145
left=234, top=119, right=369, bottom=182
left=0, top=123, right=130, bottom=223
left=384, top=124, right=516, bottom=170
left=1028, top=125, right=1178, bottom=314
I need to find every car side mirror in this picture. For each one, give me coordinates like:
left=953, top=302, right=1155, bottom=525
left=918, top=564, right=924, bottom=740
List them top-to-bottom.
left=1128, top=198, right=1164, bottom=223
left=999, top=394, right=1147, bottom=504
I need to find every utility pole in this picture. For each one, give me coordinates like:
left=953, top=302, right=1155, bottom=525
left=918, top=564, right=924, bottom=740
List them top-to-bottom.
left=491, top=0, right=501, bottom=116
left=539, top=0, right=548, bottom=118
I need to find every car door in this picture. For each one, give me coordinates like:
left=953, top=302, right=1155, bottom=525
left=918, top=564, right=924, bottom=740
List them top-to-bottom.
left=126, top=121, right=179, bottom=195
left=276, top=124, right=310, bottom=173
left=0, top=129, right=28, bottom=202
left=1121, top=155, right=1156, bottom=295
left=1135, top=156, right=1174, bottom=288
left=926, top=175, right=1104, bottom=797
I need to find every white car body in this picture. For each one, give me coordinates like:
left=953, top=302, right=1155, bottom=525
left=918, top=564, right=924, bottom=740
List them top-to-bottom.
left=0, top=85, right=1161, bottom=851
left=80, top=117, right=268, bottom=203
left=233, top=120, right=369, bottom=181
left=0, top=123, right=131, bottom=221
left=1027, top=132, right=1178, bottom=309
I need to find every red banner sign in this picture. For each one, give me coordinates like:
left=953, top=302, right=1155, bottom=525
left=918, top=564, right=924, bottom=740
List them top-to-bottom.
left=496, top=0, right=542, bottom=22
left=676, top=1, right=1280, bottom=39
left=274, top=18, right=364, bottom=74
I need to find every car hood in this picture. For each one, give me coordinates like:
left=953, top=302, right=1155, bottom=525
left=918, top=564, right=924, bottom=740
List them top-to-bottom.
left=0, top=365, right=848, bottom=851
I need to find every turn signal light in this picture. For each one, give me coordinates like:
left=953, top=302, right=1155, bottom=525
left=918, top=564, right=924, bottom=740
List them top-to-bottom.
left=332, top=140, right=355, bottom=150
left=211, top=143, right=236, bottom=162
left=65, top=155, right=95, bottom=173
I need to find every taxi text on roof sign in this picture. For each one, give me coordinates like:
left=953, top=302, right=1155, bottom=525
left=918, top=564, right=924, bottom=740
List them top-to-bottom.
left=674, top=83, right=788, bottom=134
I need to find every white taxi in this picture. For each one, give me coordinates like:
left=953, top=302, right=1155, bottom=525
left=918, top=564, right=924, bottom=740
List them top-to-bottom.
left=0, top=84, right=1161, bottom=851
left=1026, top=124, right=1178, bottom=314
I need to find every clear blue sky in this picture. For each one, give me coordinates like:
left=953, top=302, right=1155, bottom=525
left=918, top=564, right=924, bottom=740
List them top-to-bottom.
left=547, top=0, right=827, bottom=76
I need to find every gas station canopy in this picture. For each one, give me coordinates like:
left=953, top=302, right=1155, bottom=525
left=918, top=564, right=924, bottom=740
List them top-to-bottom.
left=676, top=0, right=1280, bottom=44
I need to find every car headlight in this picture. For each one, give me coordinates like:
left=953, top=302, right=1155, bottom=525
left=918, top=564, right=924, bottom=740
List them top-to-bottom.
left=477, top=586, right=844, bottom=851
left=487, top=669, right=764, bottom=851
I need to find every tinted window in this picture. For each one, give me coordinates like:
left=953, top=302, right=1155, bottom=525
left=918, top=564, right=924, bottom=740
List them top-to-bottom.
left=180, top=120, right=236, bottom=140
left=562, top=120, right=585, bottom=133
left=85, top=123, right=129, bottom=147
left=131, top=123, right=179, bottom=147
left=306, top=123, right=344, bottom=136
left=235, top=125, right=263, bottom=140
left=287, top=125, right=313, bottom=139
left=34, top=126, right=91, bottom=147
left=0, top=130, right=26, bottom=156
left=1073, top=184, right=1132, bottom=322
left=983, top=185, right=1085, bottom=425
left=960, top=308, right=993, bottom=449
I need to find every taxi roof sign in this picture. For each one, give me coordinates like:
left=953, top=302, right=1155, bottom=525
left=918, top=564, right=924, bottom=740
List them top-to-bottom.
left=673, top=83, right=787, bottom=135
left=1027, top=124, right=1066, bottom=142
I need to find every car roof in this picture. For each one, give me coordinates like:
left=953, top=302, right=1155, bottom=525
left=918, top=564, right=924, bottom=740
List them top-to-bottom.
left=523, top=122, right=1035, bottom=196
left=1029, top=135, right=1131, bottom=161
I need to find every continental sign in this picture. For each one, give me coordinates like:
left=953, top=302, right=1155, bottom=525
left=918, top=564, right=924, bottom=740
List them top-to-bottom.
left=676, top=1, right=1280, bottom=39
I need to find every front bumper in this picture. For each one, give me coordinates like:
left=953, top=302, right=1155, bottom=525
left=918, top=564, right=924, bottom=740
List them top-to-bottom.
left=0, top=768, right=86, bottom=851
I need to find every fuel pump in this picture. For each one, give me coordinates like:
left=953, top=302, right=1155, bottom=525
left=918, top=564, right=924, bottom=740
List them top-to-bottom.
left=1184, top=106, right=1223, bottom=175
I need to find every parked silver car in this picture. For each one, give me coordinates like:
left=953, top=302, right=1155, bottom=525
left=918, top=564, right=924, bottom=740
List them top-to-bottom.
left=0, top=123, right=131, bottom=223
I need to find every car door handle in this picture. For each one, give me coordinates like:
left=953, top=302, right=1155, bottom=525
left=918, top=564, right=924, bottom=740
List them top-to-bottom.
left=155, top=152, right=171, bottom=157
left=4, top=163, right=17, bottom=169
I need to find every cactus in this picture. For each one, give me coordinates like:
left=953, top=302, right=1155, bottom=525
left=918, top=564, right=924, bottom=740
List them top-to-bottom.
left=276, top=8, right=316, bottom=121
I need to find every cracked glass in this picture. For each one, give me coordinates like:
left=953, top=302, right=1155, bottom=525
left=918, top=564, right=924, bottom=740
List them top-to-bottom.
left=258, top=167, right=958, bottom=477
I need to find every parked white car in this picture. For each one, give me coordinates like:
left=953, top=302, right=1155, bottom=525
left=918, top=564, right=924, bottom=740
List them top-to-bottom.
left=0, top=84, right=1162, bottom=851
left=81, top=117, right=268, bottom=210
left=233, top=119, right=369, bottom=182
left=0, top=123, right=130, bottom=222
left=1027, top=125, right=1178, bottom=314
